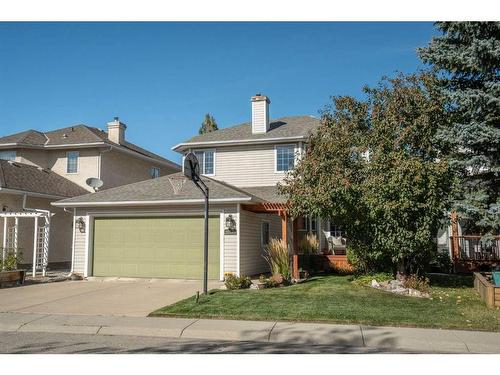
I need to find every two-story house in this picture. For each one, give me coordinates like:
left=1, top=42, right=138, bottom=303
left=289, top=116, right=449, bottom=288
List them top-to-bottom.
left=54, top=95, right=324, bottom=280
left=0, top=118, right=180, bottom=273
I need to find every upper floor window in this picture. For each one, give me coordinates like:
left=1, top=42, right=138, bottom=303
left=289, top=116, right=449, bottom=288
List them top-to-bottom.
left=276, top=145, right=295, bottom=172
left=0, top=150, right=16, bottom=161
left=193, top=150, right=215, bottom=175
left=66, top=151, right=79, bottom=173
left=150, top=166, right=160, bottom=179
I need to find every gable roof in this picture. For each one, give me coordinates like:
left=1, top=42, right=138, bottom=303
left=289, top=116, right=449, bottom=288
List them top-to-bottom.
left=172, top=115, right=320, bottom=152
left=0, top=124, right=179, bottom=168
left=0, top=160, right=89, bottom=198
left=52, top=172, right=260, bottom=207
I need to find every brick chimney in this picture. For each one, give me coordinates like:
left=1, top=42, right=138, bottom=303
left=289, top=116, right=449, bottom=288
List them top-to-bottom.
left=251, top=94, right=270, bottom=134
left=107, top=117, right=127, bottom=144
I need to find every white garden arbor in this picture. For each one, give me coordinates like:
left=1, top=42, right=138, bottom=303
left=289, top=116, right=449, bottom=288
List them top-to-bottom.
left=1, top=211, right=52, bottom=277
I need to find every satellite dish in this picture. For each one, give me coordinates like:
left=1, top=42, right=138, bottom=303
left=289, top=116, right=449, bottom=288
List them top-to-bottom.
left=183, top=152, right=200, bottom=181
left=86, top=177, right=104, bottom=192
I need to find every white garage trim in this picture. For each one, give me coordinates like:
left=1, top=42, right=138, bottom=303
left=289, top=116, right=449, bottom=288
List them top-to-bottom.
left=83, top=211, right=226, bottom=280
left=220, top=212, right=224, bottom=281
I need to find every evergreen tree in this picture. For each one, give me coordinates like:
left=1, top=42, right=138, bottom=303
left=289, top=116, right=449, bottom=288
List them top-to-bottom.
left=418, top=22, right=500, bottom=238
left=199, top=113, right=218, bottom=134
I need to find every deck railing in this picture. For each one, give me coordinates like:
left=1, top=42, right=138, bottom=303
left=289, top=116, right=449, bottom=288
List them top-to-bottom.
left=452, top=235, right=500, bottom=261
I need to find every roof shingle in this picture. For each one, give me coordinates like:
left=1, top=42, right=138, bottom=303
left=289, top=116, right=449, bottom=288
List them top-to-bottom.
left=174, top=116, right=320, bottom=150
left=0, top=160, right=89, bottom=198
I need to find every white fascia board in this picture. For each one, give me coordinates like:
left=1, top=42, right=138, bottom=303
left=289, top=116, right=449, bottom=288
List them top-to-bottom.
left=172, top=136, right=306, bottom=153
left=0, top=187, right=67, bottom=200
left=52, top=197, right=253, bottom=207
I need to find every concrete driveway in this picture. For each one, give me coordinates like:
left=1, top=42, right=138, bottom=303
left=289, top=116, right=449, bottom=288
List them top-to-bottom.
left=0, top=279, right=221, bottom=317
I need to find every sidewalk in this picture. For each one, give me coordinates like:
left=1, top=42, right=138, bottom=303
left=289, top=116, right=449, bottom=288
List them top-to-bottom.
left=1, top=312, right=499, bottom=353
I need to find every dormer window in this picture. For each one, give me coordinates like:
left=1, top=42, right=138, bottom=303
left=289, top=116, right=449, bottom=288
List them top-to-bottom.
left=275, top=145, right=295, bottom=172
left=0, top=150, right=16, bottom=161
left=193, top=150, right=215, bottom=175
left=66, top=151, right=79, bottom=173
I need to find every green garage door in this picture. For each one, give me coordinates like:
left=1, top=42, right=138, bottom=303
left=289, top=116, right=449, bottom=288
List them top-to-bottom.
left=92, top=216, right=220, bottom=279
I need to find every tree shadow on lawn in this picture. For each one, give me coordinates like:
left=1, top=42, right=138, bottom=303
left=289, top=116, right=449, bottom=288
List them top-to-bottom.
left=428, top=274, right=473, bottom=288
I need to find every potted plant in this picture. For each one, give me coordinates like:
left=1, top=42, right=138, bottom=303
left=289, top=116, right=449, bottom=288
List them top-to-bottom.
left=0, top=249, right=25, bottom=288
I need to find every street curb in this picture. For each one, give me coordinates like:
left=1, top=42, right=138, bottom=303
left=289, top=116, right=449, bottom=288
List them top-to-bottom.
left=1, top=312, right=500, bottom=353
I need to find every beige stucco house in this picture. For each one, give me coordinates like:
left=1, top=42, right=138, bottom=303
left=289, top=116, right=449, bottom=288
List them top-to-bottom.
left=54, top=95, right=335, bottom=280
left=0, top=118, right=180, bottom=272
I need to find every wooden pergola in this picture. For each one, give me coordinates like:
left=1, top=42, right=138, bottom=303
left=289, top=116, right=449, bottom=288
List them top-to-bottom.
left=241, top=202, right=300, bottom=279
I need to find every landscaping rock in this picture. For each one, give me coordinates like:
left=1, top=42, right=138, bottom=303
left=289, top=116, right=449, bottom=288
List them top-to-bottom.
left=270, top=274, right=284, bottom=285
left=370, top=278, right=430, bottom=299
left=249, top=284, right=258, bottom=290
left=219, top=285, right=227, bottom=290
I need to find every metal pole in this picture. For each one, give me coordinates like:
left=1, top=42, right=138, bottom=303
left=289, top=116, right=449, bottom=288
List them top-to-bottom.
left=203, top=187, right=209, bottom=295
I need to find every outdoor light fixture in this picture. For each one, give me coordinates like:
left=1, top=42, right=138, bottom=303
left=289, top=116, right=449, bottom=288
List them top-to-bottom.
left=76, top=217, right=86, bottom=233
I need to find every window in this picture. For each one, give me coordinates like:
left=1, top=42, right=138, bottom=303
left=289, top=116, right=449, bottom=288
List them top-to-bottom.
left=276, top=145, right=295, bottom=172
left=0, top=150, right=16, bottom=161
left=193, top=150, right=215, bottom=175
left=66, top=151, right=79, bottom=173
left=150, top=166, right=160, bottom=179
left=261, top=221, right=270, bottom=247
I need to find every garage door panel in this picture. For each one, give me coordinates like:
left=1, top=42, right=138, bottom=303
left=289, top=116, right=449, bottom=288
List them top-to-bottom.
left=93, top=216, right=220, bottom=279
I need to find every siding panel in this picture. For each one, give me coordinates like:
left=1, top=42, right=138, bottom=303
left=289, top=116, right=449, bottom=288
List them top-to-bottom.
left=212, top=144, right=298, bottom=187
left=239, top=210, right=281, bottom=276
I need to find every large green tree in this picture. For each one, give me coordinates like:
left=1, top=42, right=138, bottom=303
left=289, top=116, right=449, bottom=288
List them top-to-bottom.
left=418, top=22, right=500, bottom=238
left=280, top=74, right=454, bottom=274
left=199, top=113, right=219, bottom=135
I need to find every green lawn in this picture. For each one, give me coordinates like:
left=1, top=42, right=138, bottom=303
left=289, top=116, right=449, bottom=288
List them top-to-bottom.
left=151, top=274, right=500, bottom=331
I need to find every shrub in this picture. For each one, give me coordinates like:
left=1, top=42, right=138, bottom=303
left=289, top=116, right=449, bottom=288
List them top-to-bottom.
left=299, top=233, right=319, bottom=255
left=263, top=238, right=291, bottom=280
left=0, top=249, right=23, bottom=271
left=429, top=250, right=453, bottom=274
left=351, top=272, right=393, bottom=286
left=224, top=274, right=252, bottom=290
left=402, top=274, right=430, bottom=293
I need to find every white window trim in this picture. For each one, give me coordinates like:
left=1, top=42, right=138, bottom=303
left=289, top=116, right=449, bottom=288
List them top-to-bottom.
left=274, top=144, right=297, bottom=173
left=193, top=148, right=216, bottom=177
left=66, top=151, right=79, bottom=174
left=261, top=220, right=270, bottom=248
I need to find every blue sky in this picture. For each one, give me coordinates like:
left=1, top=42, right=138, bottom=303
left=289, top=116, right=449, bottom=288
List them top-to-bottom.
left=0, top=22, right=437, bottom=162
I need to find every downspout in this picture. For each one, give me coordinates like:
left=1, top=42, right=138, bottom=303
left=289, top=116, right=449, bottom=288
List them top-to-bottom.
left=98, top=146, right=112, bottom=180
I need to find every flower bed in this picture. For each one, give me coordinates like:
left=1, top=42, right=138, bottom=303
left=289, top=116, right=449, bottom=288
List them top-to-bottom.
left=474, top=272, right=500, bottom=308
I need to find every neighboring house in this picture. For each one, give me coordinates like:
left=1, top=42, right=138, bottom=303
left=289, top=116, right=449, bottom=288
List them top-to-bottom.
left=54, top=94, right=335, bottom=280
left=0, top=118, right=180, bottom=271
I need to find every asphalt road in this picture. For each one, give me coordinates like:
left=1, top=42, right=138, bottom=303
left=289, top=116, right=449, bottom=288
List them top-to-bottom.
left=0, top=331, right=410, bottom=354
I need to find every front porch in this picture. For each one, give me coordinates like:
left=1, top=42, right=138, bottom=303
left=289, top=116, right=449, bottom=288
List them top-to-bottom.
left=241, top=203, right=351, bottom=278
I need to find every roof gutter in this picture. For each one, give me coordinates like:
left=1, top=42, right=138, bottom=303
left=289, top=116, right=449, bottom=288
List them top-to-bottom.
left=172, top=136, right=306, bottom=153
left=0, top=187, right=68, bottom=200
left=52, top=197, right=253, bottom=208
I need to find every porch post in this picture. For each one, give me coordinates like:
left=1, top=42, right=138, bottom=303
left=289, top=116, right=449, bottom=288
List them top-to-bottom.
left=281, top=210, right=288, bottom=244
left=32, top=216, right=38, bottom=277
left=2, top=217, right=7, bottom=270
left=14, top=217, right=19, bottom=256
left=292, top=218, right=299, bottom=280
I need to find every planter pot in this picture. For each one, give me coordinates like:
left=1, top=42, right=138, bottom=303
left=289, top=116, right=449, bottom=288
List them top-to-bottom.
left=0, top=269, right=26, bottom=288
left=493, top=271, right=500, bottom=286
